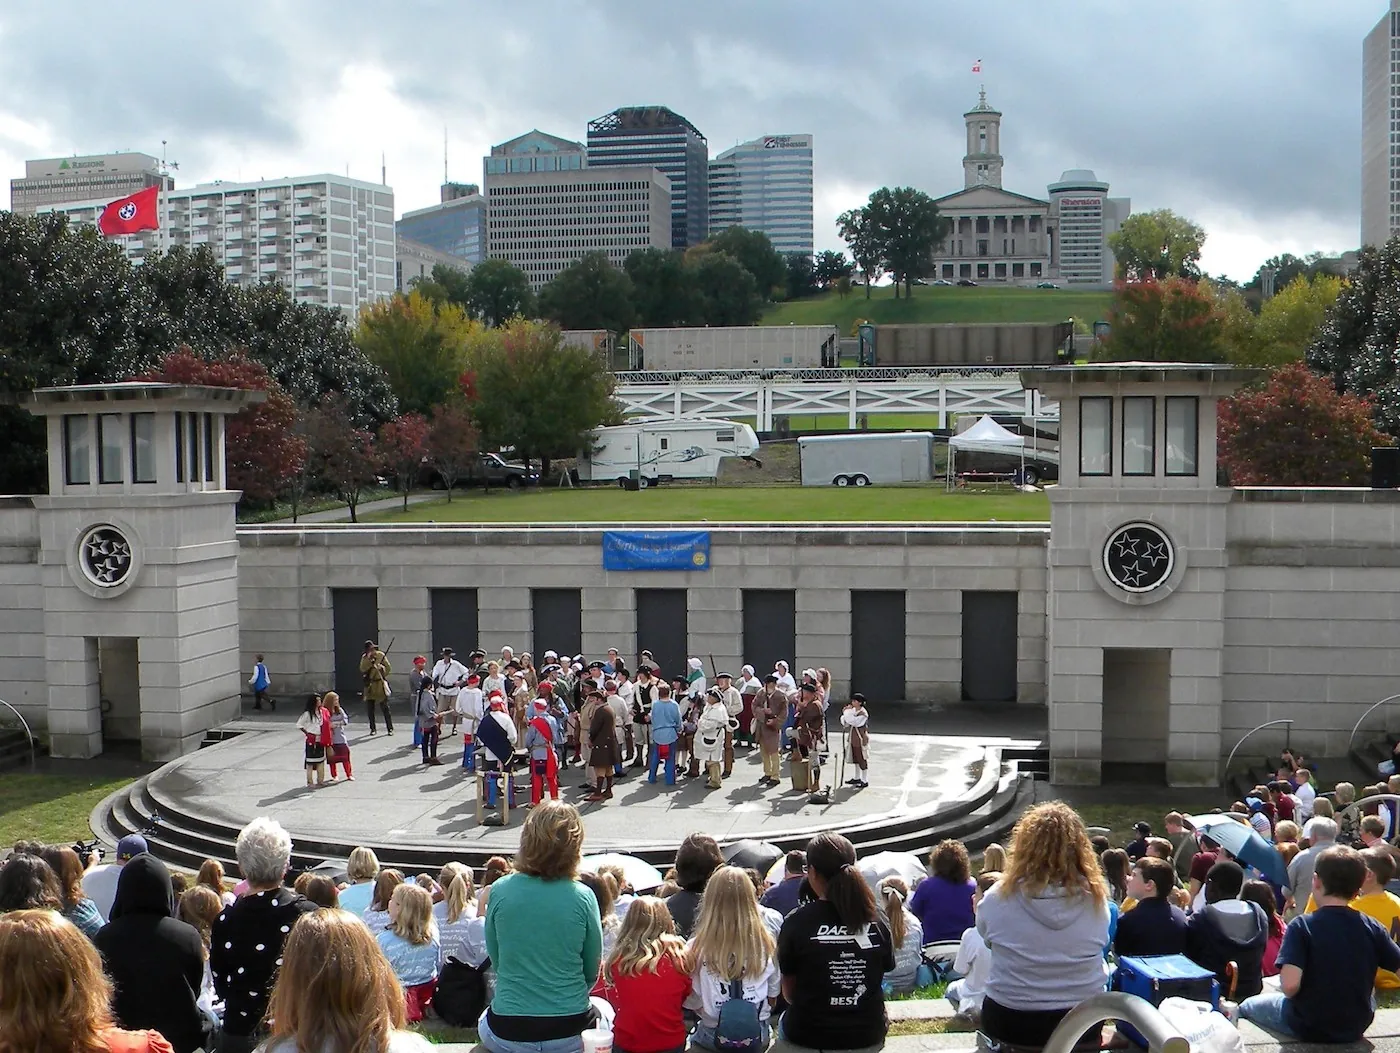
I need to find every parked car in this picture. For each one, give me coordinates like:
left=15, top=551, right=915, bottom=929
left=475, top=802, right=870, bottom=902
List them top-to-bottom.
left=933, top=278, right=954, bottom=286
left=957, top=278, right=979, bottom=287
left=1036, top=281, right=1059, bottom=289
left=423, top=452, right=540, bottom=490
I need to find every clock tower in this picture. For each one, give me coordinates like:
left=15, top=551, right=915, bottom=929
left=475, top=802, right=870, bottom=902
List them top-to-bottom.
left=963, top=90, right=1004, bottom=189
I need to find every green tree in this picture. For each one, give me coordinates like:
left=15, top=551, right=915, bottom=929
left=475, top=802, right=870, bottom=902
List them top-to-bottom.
left=863, top=186, right=951, bottom=297
left=836, top=207, right=882, bottom=298
left=1108, top=209, right=1207, bottom=280
left=705, top=226, right=787, bottom=299
left=624, top=248, right=703, bottom=326
left=814, top=249, right=854, bottom=288
left=693, top=251, right=762, bottom=326
left=536, top=252, right=637, bottom=333
left=784, top=253, right=819, bottom=300
left=466, top=259, right=534, bottom=326
left=410, top=262, right=474, bottom=311
left=834, top=274, right=852, bottom=299
left=1234, top=274, right=1345, bottom=367
left=1099, top=277, right=1227, bottom=362
left=1209, top=278, right=1258, bottom=364
left=355, top=291, right=476, bottom=415
left=466, top=319, right=621, bottom=477
left=1219, top=363, right=1388, bottom=485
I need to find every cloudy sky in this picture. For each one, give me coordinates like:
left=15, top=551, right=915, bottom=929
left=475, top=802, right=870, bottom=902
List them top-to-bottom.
left=0, top=1, right=1378, bottom=280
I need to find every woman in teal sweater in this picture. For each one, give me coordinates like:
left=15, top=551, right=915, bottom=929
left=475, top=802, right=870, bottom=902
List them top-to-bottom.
left=479, top=800, right=603, bottom=1053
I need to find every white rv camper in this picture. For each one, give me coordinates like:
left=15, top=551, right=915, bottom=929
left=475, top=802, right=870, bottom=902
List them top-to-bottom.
left=577, top=418, right=760, bottom=488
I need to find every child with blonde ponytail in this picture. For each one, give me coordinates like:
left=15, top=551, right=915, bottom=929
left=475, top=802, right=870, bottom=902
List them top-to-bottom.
left=433, top=862, right=477, bottom=963
left=877, top=877, right=924, bottom=993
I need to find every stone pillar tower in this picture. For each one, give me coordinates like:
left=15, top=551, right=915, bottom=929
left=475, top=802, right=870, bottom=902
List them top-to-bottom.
left=963, top=90, right=1004, bottom=189
left=1021, top=364, right=1257, bottom=787
left=26, top=382, right=264, bottom=760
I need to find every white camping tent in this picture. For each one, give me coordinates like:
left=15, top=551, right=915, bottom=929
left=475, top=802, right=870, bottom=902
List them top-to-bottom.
left=945, top=415, right=1059, bottom=488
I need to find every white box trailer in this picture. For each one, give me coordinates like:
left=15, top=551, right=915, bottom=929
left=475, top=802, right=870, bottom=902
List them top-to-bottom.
left=628, top=325, right=840, bottom=371
left=577, top=418, right=760, bottom=488
left=798, top=432, right=936, bottom=487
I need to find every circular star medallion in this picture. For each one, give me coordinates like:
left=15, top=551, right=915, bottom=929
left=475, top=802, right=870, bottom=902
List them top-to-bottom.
left=1101, top=522, right=1174, bottom=594
left=78, top=525, right=134, bottom=587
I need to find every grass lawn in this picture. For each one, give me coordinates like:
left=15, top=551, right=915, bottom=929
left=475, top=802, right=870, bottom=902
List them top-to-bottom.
left=760, top=285, right=1113, bottom=333
left=363, top=485, right=1050, bottom=524
left=0, top=774, right=131, bottom=847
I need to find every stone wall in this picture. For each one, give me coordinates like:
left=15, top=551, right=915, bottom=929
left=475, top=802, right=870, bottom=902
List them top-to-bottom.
left=0, top=499, right=44, bottom=727
left=235, top=524, right=1052, bottom=704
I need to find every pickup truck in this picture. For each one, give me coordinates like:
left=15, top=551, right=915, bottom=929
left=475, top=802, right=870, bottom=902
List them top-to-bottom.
left=422, top=452, right=540, bottom=490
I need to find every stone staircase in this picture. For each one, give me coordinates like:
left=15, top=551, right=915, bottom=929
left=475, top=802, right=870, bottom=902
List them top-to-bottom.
left=0, top=726, right=42, bottom=773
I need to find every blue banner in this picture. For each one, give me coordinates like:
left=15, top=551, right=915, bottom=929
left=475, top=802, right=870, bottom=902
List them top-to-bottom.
left=602, top=531, right=710, bottom=572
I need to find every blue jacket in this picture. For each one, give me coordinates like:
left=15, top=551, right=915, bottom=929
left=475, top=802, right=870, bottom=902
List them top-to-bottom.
left=651, top=698, right=682, bottom=745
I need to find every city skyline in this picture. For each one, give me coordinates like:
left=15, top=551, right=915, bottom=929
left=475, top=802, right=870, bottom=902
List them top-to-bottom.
left=0, top=1, right=1373, bottom=281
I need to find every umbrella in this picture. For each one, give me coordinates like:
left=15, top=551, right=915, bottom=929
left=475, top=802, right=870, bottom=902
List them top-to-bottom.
left=1187, top=813, right=1288, bottom=886
left=723, top=839, right=784, bottom=874
left=856, top=851, right=927, bottom=893
left=579, top=853, right=665, bottom=892
left=765, top=856, right=788, bottom=886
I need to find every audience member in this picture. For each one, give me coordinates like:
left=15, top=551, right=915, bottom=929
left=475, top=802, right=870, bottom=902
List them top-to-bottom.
left=1293, top=769, right=1317, bottom=821
left=1334, top=783, right=1358, bottom=843
left=1311, top=796, right=1334, bottom=821
left=479, top=801, right=602, bottom=1053
left=976, top=802, right=1111, bottom=1049
left=210, top=817, right=318, bottom=1053
left=1285, top=817, right=1337, bottom=913
left=1273, top=819, right=1300, bottom=846
left=1124, top=822, right=1151, bottom=860
left=666, top=832, right=723, bottom=939
left=778, top=833, right=894, bottom=1050
left=82, top=834, right=148, bottom=920
left=1186, top=834, right=1219, bottom=908
left=910, top=838, right=975, bottom=943
left=980, top=842, right=1008, bottom=874
left=39, top=844, right=105, bottom=936
left=339, top=846, right=380, bottom=916
left=1241, top=846, right=1400, bottom=1042
left=1352, top=846, right=1400, bottom=990
left=1101, top=848, right=1130, bottom=905
left=760, top=849, right=807, bottom=917
left=0, top=851, right=62, bottom=913
left=94, top=854, right=206, bottom=1053
left=474, top=855, right=513, bottom=916
left=1114, top=857, right=1187, bottom=958
left=195, top=859, right=236, bottom=907
left=1184, top=860, right=1267, bottom=999
left=434, top=862, right=477, bottom=962
left=687, top=866, right=781, bottom=1050
left=744, top=867, right=786, bottom=939
left=365, top=869, right=406, bottom=935
left=578, top=870, right=622, bottom=955
left=947, top=871, right=998, bottom=1024
left=302, top=875, right=340, bottom=908
left=878, top=876, right=924, bottom=994
left=1239, top=880, right=1284, bottom=978
left=377, top=883, right=441, bottom=1021
left=177, top=884, right=224, bottom=1031
left=592, top=896, right=691, bottom=1053
left=0, top=908, right=176, bottom=1053
left=261, top=908, right=433, bottom=1053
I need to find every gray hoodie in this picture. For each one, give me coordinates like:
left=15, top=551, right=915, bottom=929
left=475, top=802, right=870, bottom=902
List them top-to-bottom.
left=977, top=884, right=1111, bottom=1010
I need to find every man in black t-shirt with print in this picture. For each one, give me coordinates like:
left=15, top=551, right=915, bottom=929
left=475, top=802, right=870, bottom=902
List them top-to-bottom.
left=1240, top=845, right=1400, bottom=1043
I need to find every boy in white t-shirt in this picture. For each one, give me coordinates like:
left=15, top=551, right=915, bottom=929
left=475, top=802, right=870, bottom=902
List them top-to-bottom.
left=454, top=674, right=485, bottom=772
left=947, top=871, right=999, bottom=1023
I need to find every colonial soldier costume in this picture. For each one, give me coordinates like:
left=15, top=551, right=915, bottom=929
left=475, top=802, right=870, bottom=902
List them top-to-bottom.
left=359, top=641, right=393, bottom=735
left=431, top=648, right=468, bottom=735
left=713, top=672, right=744, bottom=778
left=755, top=675, right=788, bottom=785
left=696, top=688, right=733, bottom=789
left=841, top=692, right=871, bottom=788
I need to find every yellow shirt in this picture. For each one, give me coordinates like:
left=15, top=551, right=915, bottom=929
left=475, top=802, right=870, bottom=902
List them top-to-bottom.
left=1301, top=890, right=1400, bottom=989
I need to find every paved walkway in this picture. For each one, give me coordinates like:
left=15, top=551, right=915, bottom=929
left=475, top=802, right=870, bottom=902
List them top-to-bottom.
left=269, top=492, right=437, bottom=524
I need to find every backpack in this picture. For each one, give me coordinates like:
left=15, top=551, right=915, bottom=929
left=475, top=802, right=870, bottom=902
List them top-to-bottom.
left=432, top=955, right=489, bottom=1026
left=714, top=975, right=763, bottom=1052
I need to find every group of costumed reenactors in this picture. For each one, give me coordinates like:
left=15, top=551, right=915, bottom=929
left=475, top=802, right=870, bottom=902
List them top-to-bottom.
left=381, top=644, right=872, bottom=807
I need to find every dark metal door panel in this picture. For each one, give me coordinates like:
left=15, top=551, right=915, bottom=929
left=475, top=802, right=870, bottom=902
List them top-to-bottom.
left=332, top=588, right=379, bottom=700
left=533, top=588, right=582, bottom=660
left=431, top=589, right=479, bottom=660
left=635, top=589, right=688, bottom=682
left=743, top=589, right=796, bottom=680
left=851, top=590, right=906, bottom=702
left=961, top=591, right=1018, bottom=702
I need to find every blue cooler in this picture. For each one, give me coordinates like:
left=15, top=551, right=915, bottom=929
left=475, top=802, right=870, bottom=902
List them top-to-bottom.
left=1114, top=954, right=1219, bottom=1047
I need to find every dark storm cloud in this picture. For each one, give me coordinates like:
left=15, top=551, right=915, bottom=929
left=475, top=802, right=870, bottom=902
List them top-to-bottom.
left=0, top=1, right=1376, bottom=252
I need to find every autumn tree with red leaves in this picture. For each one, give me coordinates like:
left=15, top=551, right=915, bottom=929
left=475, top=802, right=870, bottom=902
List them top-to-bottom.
left=1099, top=277, right=1227, bottom=363
left=139, top=348, right=306, bottom=505
left=1218, top=363, right=1389, bottom=485
left=427, top=400, right=479, bottom=502
left=304, top=401, right=380, bottom=522
left=378, top=412, right=431, bottom=512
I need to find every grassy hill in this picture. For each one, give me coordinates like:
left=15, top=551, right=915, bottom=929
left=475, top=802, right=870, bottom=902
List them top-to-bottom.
left=760, top=285, right=1113, bottom=333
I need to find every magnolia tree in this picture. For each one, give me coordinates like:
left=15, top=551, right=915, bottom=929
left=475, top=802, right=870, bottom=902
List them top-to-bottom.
left=1218, top=363, right=1389, bottom=486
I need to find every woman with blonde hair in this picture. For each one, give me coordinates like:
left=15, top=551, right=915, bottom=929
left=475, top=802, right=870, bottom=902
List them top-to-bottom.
left=480, top=800, right=602, bottom=1053
left=976, top=802, right=1111, bottom=1048
left=981, top=842, right=1008, bottom=874
left=339, top=846, right=380, bottom=916
left=194, top=858, right=235, bottom=907
left=434, top=862, right=477, bottom=963
left=685, top=865, right=781, bottom=1051
left=364, top=869, right=405, bottom=934
left=878, top=876, right=924, bottom=993
left=377, top=883, right=441, bottom=1022
left=592, top=896, right=692, bottom=1053
left=261, top=908, right=432, bottom=1053
left=0, top=909, right=176, bottom=1053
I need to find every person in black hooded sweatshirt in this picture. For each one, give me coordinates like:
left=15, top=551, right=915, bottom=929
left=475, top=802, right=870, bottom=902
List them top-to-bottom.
left=94, top=853, right=206, bottom=1053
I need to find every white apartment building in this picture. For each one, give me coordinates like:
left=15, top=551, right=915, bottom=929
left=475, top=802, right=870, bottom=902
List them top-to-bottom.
left=1363, top=1, right=1400, bottom=247
left=708, top=134, right=815, bottom=255
left=484, top=166, right=672, bottom=290
left=1047, top=170, right=1130, bottom=285
left=39, top=174, right=396, bottom=314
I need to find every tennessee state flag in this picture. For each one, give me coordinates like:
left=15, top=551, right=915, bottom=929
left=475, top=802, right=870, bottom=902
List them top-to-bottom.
left=97, top=185, right=160, bottom=236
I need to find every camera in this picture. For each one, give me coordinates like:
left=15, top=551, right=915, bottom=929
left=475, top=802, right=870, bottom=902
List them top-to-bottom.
left=73, top=838, right=103, bottom=862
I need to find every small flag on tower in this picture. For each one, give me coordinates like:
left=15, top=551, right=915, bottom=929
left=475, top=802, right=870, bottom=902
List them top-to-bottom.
left=971, top=59, right=982, bottom=73
left=97, top=185, right=161, bottom=237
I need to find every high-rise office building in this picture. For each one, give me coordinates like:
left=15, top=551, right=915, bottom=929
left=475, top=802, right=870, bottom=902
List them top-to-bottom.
left=1363, top=1, right=1400, bottom=247
left=586, top=107, right=707, bottom=248
left=485, top=130, right=586, bottom=176
left=707, top=134, right=814, bottom=255
left=10, top=152, right=171, bottom=215
left=484, top=166, right=672, bottom=290
left=1047, top=171, right=1131, bottom=285
left=40, top=173, right=396, bottom=313
left=396, top=182, right=486, bottom=264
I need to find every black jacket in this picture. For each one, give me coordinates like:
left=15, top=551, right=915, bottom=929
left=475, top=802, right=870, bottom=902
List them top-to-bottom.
left=94, top=854, right=206, bottom=1053
left=210, top=886, right=318, bottom=1037
left=1113, top=897, right=1189, bottom=959
left=1184, top=899, right=1268, bottom=999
